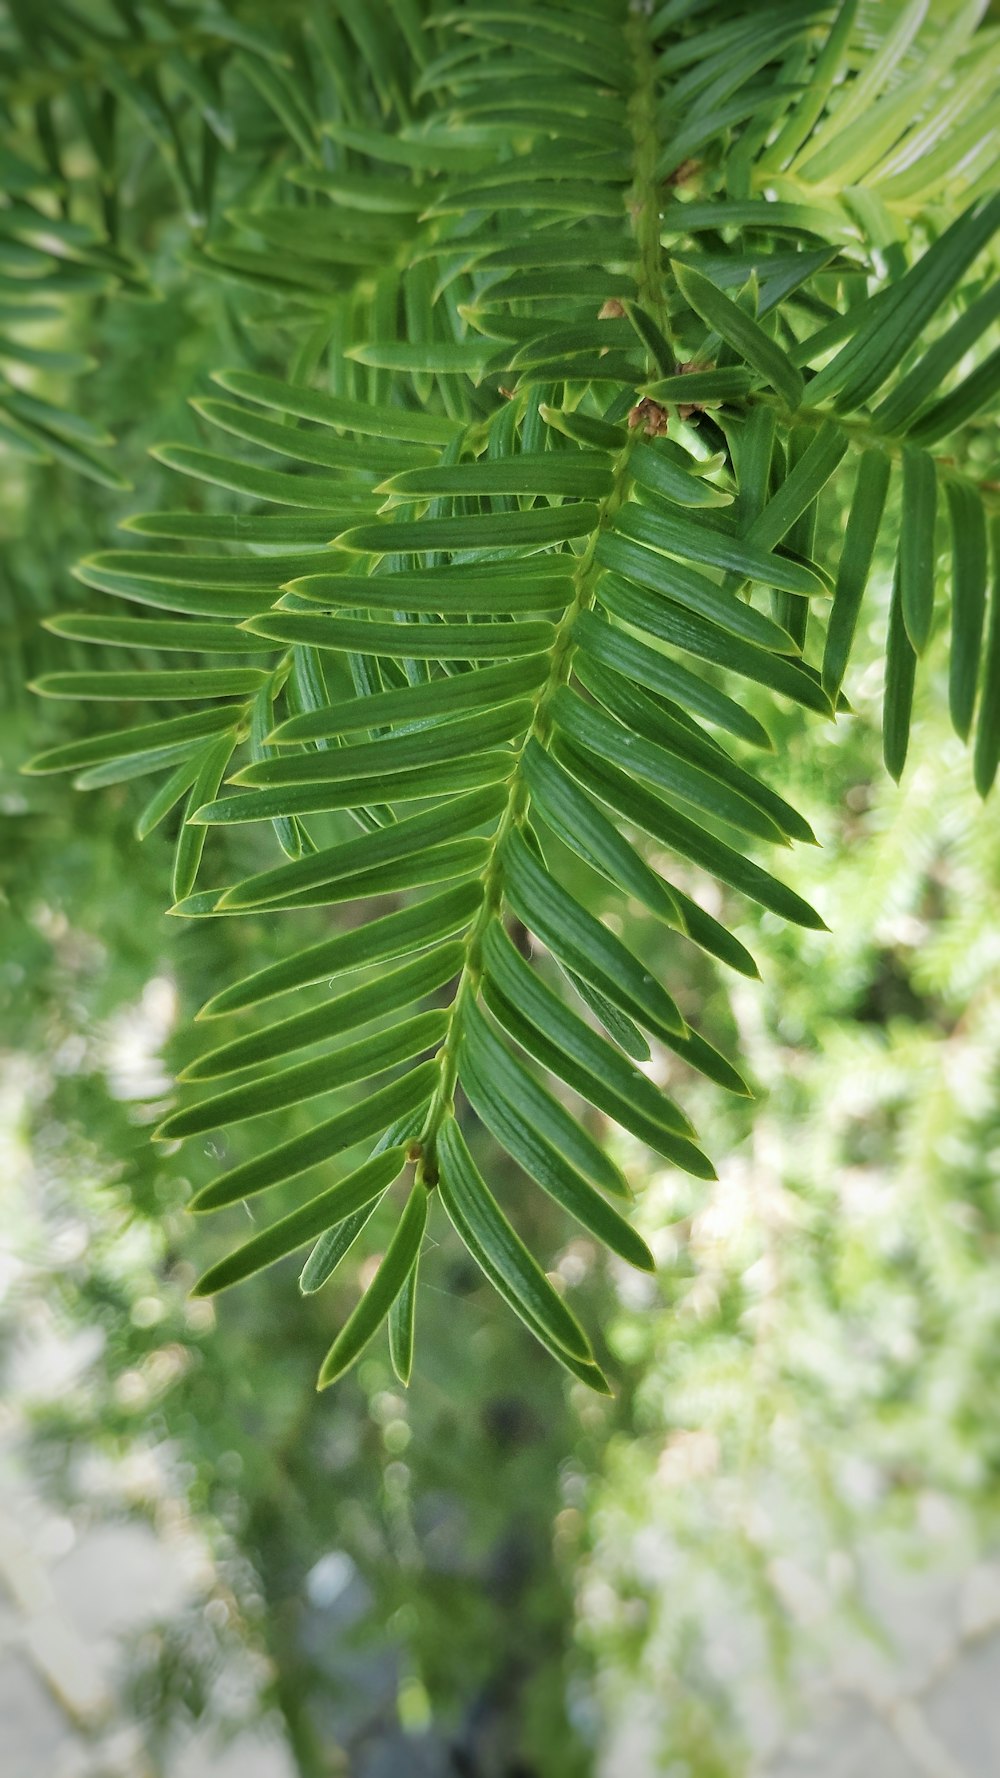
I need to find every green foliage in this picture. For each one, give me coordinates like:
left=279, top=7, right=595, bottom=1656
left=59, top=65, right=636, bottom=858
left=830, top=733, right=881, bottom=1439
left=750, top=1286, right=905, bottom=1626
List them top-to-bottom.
left=9, top=0, right=1000, bottom=1390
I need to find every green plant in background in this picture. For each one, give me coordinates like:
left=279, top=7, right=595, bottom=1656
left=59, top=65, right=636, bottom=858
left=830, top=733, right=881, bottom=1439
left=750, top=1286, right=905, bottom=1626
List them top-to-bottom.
left=8, top=0, right=1000, bottom=1399
left=2, top=9, right=1000, bottom=1769
left=6, top=637, right=1000, bottom=1775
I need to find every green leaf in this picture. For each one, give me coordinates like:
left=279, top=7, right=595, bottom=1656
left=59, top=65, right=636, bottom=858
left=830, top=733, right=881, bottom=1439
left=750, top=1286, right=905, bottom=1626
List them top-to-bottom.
left=759, top=0, right=861, bottom=170
left=791, top=0, right=956, bottom=177
left=236, top=52, right=319, bottom=164
left=321, top=120, right=501, bottom=172
left=287, top=166, right=426, bottom=212
left=227, top=185, right=387, bottom=253
left=806, top=192, right=1000, bottom=411
left=659, top=199, right=849, bottom=246
left=219, top=211, right=400, bottom=271
left=440, top=230, right=637, bottom=272
left=191, top=241, right=347, bottom=301
left=672, top=261, right=804, bottom=409
left=482, top=272, right=637, bottom=311
left=872, top=280, right=1000, bottom=437
left=623, top=301, right=674, bottom=377
left=507, top=319, right=636, bottom=368
left=347, top=340, right=495, bottom=375
left=907, top=345, right=1000, bottom=448
left=510, top=351, right=642, bottom=390
left=640, top=366, right=758, bottom=403
left=212, top=367, right=463, bottom=446
left=0, top=389, right=111, bottom=447
left=191, top=397, right=431, bottom=474
left=727, top=403, right=777, bottom=547
left=0, top=406, right=131, bottom=488
left=540, top=406, right=625, bottom=452
left=742, top=423, right=848, bottom=557
left=629, top=439, right=735, bottom=510
left=151, top=444, right=366, bottom=510
left=899, top=446, right=938, bottom=655
left=821, top=450, right=892, bottom=700
left=378, top=453, right=613, bottom=499
left=945, top=480, right=988, bottom=742
left=614, top=502, right=827, bottom=599
left=337, top=504, right=599, bottom=554
left=120, top=512, right=354, bottom=544
left=973, top=519, right=1000, bottom=798
left=596, top=532, right=796, bottom=652
left=86, top=549, right=334, bottom=592
left=73, top=558, right=277, bottom=620
left=284, top=561, right=573, bottom=615
left=883, top=564, right=916, bottom=784
left=597, top=574, right=834, bottom=713
left=573, top=609, right=773, bottom=750
left=242, top=612, right=557, bottom=660
left=43, top=613, right=276, bottom=654
left=271, top=658, right=549, bottom=742
left=573, top=660, right=814, bottom=844
left=31, top=668, right=269, bottom=701
left=552, top=685, right=789, bottom=847
left=230, top=701, right=532, bottom=787
left=23, top=706, right=240, bottom=776
left=173, top=732, right=236, bottom=906
left=523, top=739, right=684, bottom=929
left=555, top=740, right=825, bottom=930
left=72, top=744, right=203, bottom=789
left=135, top=753, right=205, bottom=842
left=193, top=753, right=514, bottom=824
left=218, top=787, right=504, bottom=910
left=501, top=827, right=685, bottom=1042
left=178, top=839, right=490, bottom=917
left=197, top=882, right=481, bottom=1017
left=666, top=888, right=760, bottom=980
left=481, top=923, right=693, bottom=1146
left=183, top=945, right=464, bottom=1081
left=561, top=969, right=650, bottom=1062
left=483, top=972, right=713, bottom=1177
left=464, top=998, right=630, bottom=1198
left=159, top=1011, right=447, bottom=1140
left=657, top=1019, right=751, bottom=1098
left=459, top=1027, right=655, bottom=1274
left=189, top=1063, right=437, bottom=1213
left=436, top=1120, right=598, bottom=1369
left=191, top=1150, right=405, bottom=1297
left=317, top=1186, right=428, bottom=1389
left=299, top=1206, right=376, bottom=1296
left=388, top=1261, right=418, bottom=1386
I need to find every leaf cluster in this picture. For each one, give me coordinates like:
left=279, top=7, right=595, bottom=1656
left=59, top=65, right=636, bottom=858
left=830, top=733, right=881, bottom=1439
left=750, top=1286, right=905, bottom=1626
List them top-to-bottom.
left=16, top=0, right=1000, bottom=1390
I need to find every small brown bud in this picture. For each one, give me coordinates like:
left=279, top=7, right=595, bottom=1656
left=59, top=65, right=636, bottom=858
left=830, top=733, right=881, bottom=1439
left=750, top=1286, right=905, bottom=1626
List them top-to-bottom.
left=628, top=397, right=669, bottom=436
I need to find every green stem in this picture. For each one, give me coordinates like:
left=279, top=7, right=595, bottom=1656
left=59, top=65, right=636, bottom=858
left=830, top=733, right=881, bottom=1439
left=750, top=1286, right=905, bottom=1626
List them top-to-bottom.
left=625, top=1, right=674, bottom=348
left=415, top=6, right=665, bottom=1182
left=748, top=390, right=1000, bottom=508
left=414, top=443, right=637, bottom=1180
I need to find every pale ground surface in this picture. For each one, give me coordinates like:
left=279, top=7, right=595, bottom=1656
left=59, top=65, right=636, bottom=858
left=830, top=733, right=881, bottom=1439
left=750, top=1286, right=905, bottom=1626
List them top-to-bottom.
left=3, top=1017, right=998, bottom=1778
left=2, top=1414, right=1000, bottom=1778
left=0, top=1436, right=295, bottom=1778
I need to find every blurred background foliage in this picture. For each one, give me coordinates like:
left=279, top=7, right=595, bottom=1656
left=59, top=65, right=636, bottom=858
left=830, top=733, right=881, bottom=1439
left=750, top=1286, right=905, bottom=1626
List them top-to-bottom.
left=2, top=5, right=1000, bottom=1776
left=3, top=243, right=1000, bottom=1778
